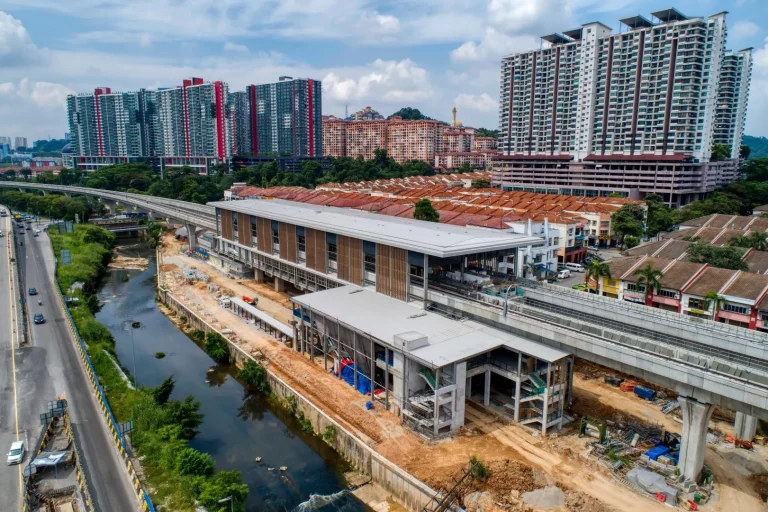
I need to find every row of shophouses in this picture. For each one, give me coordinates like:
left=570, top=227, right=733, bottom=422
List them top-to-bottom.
left=599, top=254, right=768, bottom=331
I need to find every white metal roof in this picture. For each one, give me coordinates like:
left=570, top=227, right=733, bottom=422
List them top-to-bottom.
left=209, top=198, right=544, bottom=258
left=292, top=285, right=570, bottom=367
left=229, top=296, right=293, bottom=337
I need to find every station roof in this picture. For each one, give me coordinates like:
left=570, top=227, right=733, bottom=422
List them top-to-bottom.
left=210, top=198, right=544, bottom=258
left=292, top=285, right=571, bottom=368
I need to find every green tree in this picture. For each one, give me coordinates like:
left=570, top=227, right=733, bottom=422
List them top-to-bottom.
left=387, top=107, right=433, bottom=121
left=475, top=128, right=499, bottom=138
left=710, top=143, right=731, bottom=161
left=740, top=144, right=751, bottom=159
left=743, top=158, right=768, bottom=182
left=458, top=162, right=472, bottom=174
left=471, top=178, right=490, bottom=188
left=645, top=193, right=675, bottom=236
left=413, top=198, right=439, bottom=222
left=611, top=203, right=645, bottom=245
left=750, top=232, right=768, bottom=251
left=729, top=234, right=752, bottom=248
left=624, top=235, right=639, bottom=248
left=686, top=242, right=749, bottom=271
left=585, top=260, right=611, bottom=291
left=633, top=263, right=664, bottom=305
left=703, top=291, right=726, bottom=320
left=205, top=332, right=231, bottom=363
left=237, top=360, right=270, bottom=393
left=153, top=375, right=175, bottom=405
left=165, top=395, right=204, bottom=440
left=176, top=447, right=215, bottom=476
left=197, top=470, right=249, bottom=512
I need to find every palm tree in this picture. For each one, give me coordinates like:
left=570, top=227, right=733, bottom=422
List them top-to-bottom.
left=749, top=232, right=768, bottom=251
left=729, top=234, right=751, bottom=248
left=585, top=260, right=611, bottom=293
left=526, top=262, right=538, bottom=280
left=633, top=263, right=664, bottom=307
left=702, top=291, right=726, bottom=320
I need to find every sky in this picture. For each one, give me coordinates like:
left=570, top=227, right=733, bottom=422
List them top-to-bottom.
left=0, top=0, right=767, bottom=143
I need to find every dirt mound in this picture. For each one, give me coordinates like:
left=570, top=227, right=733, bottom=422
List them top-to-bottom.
left=160, top=263, right=178, bottom=272
left=483, top=460, right=539, bottom=497
left=564, top=490, right=613, bottom=512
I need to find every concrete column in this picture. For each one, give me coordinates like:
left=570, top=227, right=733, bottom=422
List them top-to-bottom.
left=166, top=217, right=173, bottom=229
left=185, top=223, right=197, bottom=249
left=423, top=253, right=429, bottom=310
left=254, top=268, right=265, bottom=283
left=274, top=276, right=286, bottom=292
left=515, top=354, right=522, bottom=423
left=452, top=362, right=467, bottom=431
left=542, top=363, right=551, bottom=436
left=483, top=369, right=491, bottom=406
left=678, top=396, right=714, bottom=484
left=734, top=412, right=758, bottom=441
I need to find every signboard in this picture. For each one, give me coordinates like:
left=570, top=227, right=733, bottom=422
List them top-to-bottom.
left=61, top=250, right=71, bottom=265
left=688, top=308, right=708, bottom=316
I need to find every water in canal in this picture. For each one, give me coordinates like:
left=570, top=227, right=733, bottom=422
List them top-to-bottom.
left=96, top=242, right=369, bottom=512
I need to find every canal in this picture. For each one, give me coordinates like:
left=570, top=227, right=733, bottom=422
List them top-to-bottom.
left=96, top=242, right=369, bottom=512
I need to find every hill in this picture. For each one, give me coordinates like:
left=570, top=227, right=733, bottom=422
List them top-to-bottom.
left=743, top=135, right=768, bottom=159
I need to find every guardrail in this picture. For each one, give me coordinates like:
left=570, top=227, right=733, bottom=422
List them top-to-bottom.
left=51, top=251, right=156, bottom=511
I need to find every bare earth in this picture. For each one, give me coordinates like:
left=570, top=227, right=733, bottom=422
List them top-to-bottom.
left=157, top=234, right=766, bottom=512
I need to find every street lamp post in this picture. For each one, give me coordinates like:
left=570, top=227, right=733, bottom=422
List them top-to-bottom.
left=120, top=320, right=138, bottom=388
left=218, top=495, right=234, bottom=512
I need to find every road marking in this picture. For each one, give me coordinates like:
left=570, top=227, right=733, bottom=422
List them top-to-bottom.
left=4, top=215, right=23, bottom=499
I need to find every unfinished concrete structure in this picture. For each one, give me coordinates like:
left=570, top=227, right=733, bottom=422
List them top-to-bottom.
left=292, top=285, right=572, bottom=438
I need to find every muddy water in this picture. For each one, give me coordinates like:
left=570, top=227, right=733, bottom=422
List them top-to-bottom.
left=97, top=243, right=369, bottom=511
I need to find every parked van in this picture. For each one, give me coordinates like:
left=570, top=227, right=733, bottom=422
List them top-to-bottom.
left=565, top=262, right=585, bottom=273
left=557, top=269, right=571, bottom=279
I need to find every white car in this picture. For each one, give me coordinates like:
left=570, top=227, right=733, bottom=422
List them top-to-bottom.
left=557, top=269, right=571, bottom=279
left=7, top=440, right=23, bottom=465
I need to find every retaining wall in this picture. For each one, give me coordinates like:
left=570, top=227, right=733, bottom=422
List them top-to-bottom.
left=157, top=282, right=458, bottom=511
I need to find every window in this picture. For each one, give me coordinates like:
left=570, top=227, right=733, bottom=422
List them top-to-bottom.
left=232, top=215, right=238, bottom=236
left=250, top=219, right=257, bottom=241
left=272, top=228, right=279, bottom=246
left=297, top=235, right=306, bottom=253
left=328, top=243, right=337, bottom=261
left=364, top=252, right=376, bottom=273
left=626, top=283, right=645, bottom=292
left=657, top=289, right=676, bottom=299
left=723, top=303, right=749, bottom=315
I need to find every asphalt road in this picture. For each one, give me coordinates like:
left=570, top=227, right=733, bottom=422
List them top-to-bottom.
left=0, top=216, right=139, bottom=511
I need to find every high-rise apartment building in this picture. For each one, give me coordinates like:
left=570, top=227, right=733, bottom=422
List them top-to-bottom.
left=493, top=8, right=752, bottom=206
left=498, top=9, right=749, bottom=163
left=714, top=49, right=753, bottom=158
left=229, top=91, right=252, bottom=156
left=351, top=106, right=384, bottom=121
left=321, top=116, right=348, bottom=158
left=0, top=137, right=10, bottom=146
left=14, top=137, right=28, bottom=149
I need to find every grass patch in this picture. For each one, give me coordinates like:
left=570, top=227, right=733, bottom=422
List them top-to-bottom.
left=155, top=352, right=166, bottom=359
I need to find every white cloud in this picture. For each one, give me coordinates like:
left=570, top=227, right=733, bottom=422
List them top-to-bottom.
left=488, top=0, right=573, bottom=34
left=0, top=11, right=42, bottom=67
left=731, top=21, right=759, bottom=40
left=451, top=28, right=538, bottom=62
left=138, top=32, right=152, bottom=48
left=224, top=42, right=249, bottom=53
left=323, top=59, right=433, bottom=104
left=0, top=78, right=74, bottom=109
left=455, top=93, right=497, bottom=112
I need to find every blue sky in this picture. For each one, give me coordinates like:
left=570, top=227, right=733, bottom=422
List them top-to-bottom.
left=1, top=0, right=767, bottom=143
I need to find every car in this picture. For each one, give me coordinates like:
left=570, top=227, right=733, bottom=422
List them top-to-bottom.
left=25, top=226, right=30, bottom=230
left=18, top=229, right=24, bottom=235
left=0, top=230, right=4, bottom=237
left=33, top=230, right=39, bottom=237
left=557, top=269, right=571, bottom=279
left=571, top=283, right=588, bottom=291
left=28, top=288, right=37, bottom=296
left=33, top=313, right=45, bottom=324
left=7, top=441, right=23, bottom=465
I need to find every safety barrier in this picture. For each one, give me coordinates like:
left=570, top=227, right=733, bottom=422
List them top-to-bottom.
left=52, top=259, right=156, bottom=511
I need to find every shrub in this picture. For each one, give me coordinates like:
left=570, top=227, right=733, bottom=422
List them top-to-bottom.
left=188, top=329, right=205, bottom=343
left=204, top=332, right=230, bottom=363
left=155, top=351, right=166, bottom=359
left=237, top=360, right=269, bottom=393
left=321, top=425, right=336, bottom=445
left=177, top=448, right=215, bottom=477
left=469, top=456, right=491, bottom=482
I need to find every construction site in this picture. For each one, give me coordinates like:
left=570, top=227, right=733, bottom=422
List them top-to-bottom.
left=157, top=232, right=768, bottom=512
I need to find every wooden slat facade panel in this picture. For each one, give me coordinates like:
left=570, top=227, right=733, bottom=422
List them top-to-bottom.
left=220, top=209, right=233, bottom=241
left=237, top=213, right=250, bottom=245
left=257, top=217, right=271, bottom=253
left=279, top=222, right=288, bottom=260
left=283, top=223, right=297, bottom=263
left=305, top=227, right=317, bottom=270
left=315, top=230, right=326, bottom=274
left=337, top=235, right=350, bottom=282
left=348, top=237, right=363, bottom=285
left=376, top=244, right=391, bottom=296
left=390, top=247, right=408, bottom=301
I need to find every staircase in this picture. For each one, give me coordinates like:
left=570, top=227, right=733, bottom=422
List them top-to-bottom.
left=420, top=368, right=437, bottom=389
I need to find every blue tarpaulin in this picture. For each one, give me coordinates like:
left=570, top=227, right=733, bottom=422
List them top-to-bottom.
left=338, top=360, right=372, bottom=395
